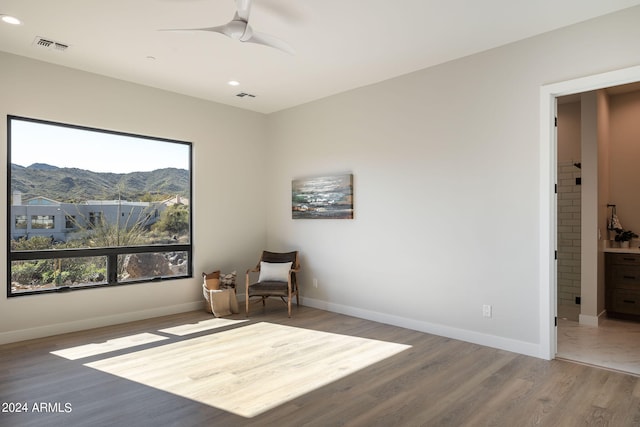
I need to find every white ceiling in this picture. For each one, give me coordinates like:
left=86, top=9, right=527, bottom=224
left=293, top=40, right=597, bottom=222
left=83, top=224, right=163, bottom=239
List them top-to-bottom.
left=1, top=0, right=640, bottom=114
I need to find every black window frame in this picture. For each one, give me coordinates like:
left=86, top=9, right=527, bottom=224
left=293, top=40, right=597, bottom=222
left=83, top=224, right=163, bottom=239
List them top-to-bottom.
left=7, top=115, right=194, bottom=297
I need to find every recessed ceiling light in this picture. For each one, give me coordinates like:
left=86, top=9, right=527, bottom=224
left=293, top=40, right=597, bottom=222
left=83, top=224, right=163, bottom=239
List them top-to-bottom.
left=1, top=15, right=22, bottom=25
left=228, top=80, right=240, bottom=86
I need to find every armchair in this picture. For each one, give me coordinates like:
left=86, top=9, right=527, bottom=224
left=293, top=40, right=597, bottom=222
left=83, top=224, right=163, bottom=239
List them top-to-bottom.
left=245, top=251, right=300, bottom=317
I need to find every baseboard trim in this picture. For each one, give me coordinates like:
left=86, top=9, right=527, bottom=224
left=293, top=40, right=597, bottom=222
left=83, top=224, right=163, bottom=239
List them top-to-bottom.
left=2, top=296, right=541, bottom=358
left=300, top=297, right=541, bottom=358
left=0, top=301, right=203, bottom=345
left=578, top=313, right=600, bottom=327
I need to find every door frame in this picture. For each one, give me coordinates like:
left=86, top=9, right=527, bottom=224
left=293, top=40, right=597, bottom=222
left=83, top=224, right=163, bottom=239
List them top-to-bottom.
left=539, top=65, right=640, bottom=360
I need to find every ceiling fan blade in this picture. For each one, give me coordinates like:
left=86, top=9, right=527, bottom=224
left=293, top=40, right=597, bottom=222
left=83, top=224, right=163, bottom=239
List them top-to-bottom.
left=162, top=0, right=295, bottom=54
left=235, top=0, right=252, bottom=22
left=160, top=24, right=241, bottom=39
left=160, top=25, right=225, bottom=33
left=246, top=31, right=295, bottom=55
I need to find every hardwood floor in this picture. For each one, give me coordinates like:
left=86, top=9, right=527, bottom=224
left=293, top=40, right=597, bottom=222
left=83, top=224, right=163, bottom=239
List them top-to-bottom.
left=2, top=302, right=640, bottom=426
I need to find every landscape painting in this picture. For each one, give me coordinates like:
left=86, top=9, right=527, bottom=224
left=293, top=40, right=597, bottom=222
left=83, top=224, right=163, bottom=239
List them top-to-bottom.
left=292, top=174, right=353, bottom=219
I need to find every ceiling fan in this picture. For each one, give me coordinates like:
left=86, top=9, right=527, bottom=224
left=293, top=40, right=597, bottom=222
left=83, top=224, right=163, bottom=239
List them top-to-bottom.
left=163, top=0, right=295, bottom=55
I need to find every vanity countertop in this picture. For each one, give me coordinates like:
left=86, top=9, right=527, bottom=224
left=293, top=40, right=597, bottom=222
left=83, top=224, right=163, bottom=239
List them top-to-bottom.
left=604, top=247, right=640, bottom=254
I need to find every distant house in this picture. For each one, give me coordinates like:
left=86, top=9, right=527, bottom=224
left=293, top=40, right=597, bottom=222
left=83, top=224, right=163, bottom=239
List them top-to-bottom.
left=10, top=191, right=172, bottom=242
left=161, top=194, right=189, bottom=207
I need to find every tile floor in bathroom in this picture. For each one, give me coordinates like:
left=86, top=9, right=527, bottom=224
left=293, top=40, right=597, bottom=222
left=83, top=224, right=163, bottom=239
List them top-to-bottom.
left=557, top=316, right=640, bottom=376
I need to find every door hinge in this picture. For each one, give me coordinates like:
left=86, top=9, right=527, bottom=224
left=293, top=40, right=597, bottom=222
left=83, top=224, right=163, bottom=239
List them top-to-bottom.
left=555, top=117, right=558, bottom=127
left=555, top=184, right=557, bottom=194
left=555, top=250, right=557, bottom=260
left=555, top=316, right=558, bottom=326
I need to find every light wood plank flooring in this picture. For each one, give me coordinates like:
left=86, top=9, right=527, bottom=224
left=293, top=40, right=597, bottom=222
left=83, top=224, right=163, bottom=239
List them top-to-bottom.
left=2, top=301, right=640, bottom=426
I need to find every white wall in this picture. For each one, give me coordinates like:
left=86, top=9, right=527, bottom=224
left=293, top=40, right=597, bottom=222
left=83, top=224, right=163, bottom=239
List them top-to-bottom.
left=266, top=6, right=640, bottom=357
left=0, top=52, right=268, bottom=343
left=609, top=89, right=640, bottom=234
left=597, top=90, right=611, bottom=318
left=580, top=91, right=599, bottom=324
left=557, top=101, right=581, bottom=163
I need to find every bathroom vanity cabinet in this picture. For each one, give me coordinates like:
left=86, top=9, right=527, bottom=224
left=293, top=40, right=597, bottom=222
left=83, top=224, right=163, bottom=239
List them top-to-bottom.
left=605, top=250, right=640, bottom=321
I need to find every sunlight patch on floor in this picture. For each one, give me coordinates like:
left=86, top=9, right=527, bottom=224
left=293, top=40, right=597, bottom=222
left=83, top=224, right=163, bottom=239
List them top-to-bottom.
left=84, top=322, right=411, bottom=417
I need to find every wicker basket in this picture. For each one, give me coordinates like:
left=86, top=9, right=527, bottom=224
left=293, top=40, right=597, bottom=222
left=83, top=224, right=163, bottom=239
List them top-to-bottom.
left=202, top=271, right=236, bottom=313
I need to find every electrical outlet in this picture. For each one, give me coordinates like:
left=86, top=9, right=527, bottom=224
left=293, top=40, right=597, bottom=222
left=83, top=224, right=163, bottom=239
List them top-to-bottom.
left=313, top=278, right=318, bottom=288
left=482, top=304, right=492, bottom=318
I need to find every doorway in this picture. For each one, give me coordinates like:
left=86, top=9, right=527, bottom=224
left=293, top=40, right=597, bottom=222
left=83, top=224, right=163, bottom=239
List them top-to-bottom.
left=541, top=66, right=640, bottom=371
left=555, top=85, right=640, bottom=375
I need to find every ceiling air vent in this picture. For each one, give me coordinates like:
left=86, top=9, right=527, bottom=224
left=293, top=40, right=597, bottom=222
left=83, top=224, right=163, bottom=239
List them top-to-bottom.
left=33, top=36, right=69, bottom=52
left=236, top=92, right=256, bottom=98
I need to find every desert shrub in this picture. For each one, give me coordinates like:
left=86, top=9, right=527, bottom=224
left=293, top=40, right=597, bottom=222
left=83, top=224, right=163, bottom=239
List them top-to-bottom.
left=153, top=204, right=189, bottom=237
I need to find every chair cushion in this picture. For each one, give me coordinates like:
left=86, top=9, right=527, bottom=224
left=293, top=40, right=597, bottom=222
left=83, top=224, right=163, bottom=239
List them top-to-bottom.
left=258, top=261, right=292, bottom=282
left=248, top=281, right=289, bottom=297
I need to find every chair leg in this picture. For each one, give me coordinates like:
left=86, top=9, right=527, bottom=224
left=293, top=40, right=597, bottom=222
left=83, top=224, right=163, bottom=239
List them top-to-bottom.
left=246, top=295, right=250, bottom=317
left=288, top=296, right=292, bottom=318
left=262, top=297, right=266, bottom=306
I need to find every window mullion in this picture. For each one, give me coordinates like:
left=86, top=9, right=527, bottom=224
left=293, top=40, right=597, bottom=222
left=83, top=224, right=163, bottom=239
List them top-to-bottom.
left=107, top=253, right=118, bottom=285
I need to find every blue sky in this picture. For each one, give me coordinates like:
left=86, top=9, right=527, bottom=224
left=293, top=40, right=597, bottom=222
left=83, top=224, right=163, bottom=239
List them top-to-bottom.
left=10, top=119, right=190, bottom=174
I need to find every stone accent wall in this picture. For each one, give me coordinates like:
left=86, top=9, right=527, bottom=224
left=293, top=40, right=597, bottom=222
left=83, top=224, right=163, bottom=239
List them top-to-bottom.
left=557, top=161, right=581, bottom=309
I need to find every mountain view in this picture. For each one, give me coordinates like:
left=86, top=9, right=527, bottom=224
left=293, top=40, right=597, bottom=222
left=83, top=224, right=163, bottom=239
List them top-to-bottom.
left=11, top=163, right=189, bottom=203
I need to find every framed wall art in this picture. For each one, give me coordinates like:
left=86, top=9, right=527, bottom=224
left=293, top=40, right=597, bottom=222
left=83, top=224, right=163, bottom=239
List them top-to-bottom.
left=292, top=174, right=353, bottom=219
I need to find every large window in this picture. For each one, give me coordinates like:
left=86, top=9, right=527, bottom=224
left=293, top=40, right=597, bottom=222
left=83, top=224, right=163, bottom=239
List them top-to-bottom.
left=7, top=116, right=193, bottom=296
